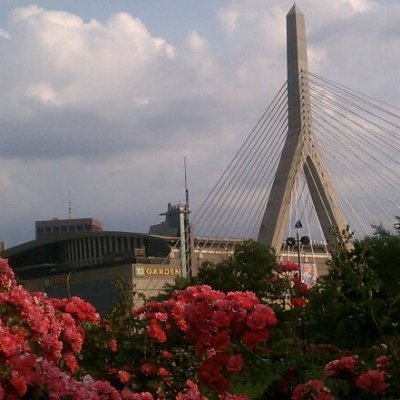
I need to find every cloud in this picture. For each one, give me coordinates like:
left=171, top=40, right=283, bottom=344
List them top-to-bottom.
left=0, top=1, right=399, bottom=246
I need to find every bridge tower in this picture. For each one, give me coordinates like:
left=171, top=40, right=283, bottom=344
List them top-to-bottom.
left=258, top=4, right=348, bottom=251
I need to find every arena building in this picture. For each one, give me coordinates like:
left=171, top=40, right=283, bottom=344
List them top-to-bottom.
left=1, top=207, right=329, bottom=314
left=1, top=212, right=239, bottom=314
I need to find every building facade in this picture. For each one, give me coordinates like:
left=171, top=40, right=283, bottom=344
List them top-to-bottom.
left=1, top=208, right=329, bottom=314
left=35, top=218, right=103, bottom=239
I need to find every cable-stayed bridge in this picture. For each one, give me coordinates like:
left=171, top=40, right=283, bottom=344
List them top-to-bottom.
left=183, top=5, right=400, bottom=276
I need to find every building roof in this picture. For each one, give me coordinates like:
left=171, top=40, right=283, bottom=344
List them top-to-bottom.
left=1, top=231, right=171, bottom=280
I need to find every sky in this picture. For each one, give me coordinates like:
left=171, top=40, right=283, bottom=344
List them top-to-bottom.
left=0, top=0, right=399, bottom=247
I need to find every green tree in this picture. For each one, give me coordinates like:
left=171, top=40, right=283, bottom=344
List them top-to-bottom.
left=363, top=224, right=400, bottom=301
left=304, top=226, right=400, bottom=352
left=304, top=229, right=385, bottom=349
left=195, top=240, right=278, bottom=298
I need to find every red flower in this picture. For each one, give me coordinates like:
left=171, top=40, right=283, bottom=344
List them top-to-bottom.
left=280, top=261, right=300, bottom=271
left=290, top=297, right=307, bottom=308
left=246, top=304, right=277, bottom=330
left=212, top=310, right=231, bottom=327
left=147, top=321, right=166, bottom=343
left=242, top=329, right=269, bottom=349
left=211, top=330, right=230, bottom=351
left=0, top=333, right=19, bottom=357
left=109, top=338, right=117, bottom=352
left=161, top=350, right=173, bottom=360
left=64, top=352, right=79, bottom=373
left=197, top=354, right=233, bottom=393
left=226, top=354, right=244, bottom=373
left=376, top=355, right=390, bottom=372
left=324, top=356, right=357, bottom=378
left=141, top=363, right=156, bottom=376
left=158, top=367, right=169, bottom=377
left=118, top=370, right=131, bottom=383
left=355, top=370, right=387, bottom=396
left=10, top=371, right=28, bottom=397
left=292, top=379, right=335, bottom=400
left=176, top=380, right=208, bottom=400
left=122, top=391, right=154, bottom=400
left=222, top=395, right=250, bottom=400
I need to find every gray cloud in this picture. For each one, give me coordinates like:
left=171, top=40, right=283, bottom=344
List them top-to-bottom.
left=0, top=0, right=399, bottom=246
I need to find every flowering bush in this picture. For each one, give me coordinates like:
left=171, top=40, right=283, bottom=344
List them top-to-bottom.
left=0, top=259, right=152, bottom=399
left=268, top=262, right=309, bottom=311
left=93, top=285, right=278, bottom=398
left=289, top=354, right=396, bottom=399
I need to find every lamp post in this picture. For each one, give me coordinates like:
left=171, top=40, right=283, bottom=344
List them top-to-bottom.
left=286, top=220, right=310, bottom=281
left=286, top=220, right=310, bottom=353
left=66, top=265, right=82, bottom=297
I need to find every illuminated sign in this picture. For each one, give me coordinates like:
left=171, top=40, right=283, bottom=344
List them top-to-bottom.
left=135, top=267, right=181, bottom=277
left=48, top=276, right=69, bottom=286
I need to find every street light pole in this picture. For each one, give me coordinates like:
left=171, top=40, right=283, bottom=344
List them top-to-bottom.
left=287, top=219, right=310, bottom=283
left=294, top=219, right=303, bottom=281
left=296, top=231, right=302, bottom=281
left=66, top=265, right=82, bottom=297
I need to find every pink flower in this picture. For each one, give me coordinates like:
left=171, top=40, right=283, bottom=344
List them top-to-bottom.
left=109, top=338, right=118, bottom=352
left=376, top=355, right=390, bottom=371
left=324, top=356, right=357, bottom=378
left=141, top=363, right=156, bottom=376
left=118, top=370, right=131, bottom=383
left=355, top=370, right=387, bottom=396
left=292, top=379, right=335, bottom=400
left=176, top=380, right=208, bottom=400
left=122, top=391, right=154, bottom=400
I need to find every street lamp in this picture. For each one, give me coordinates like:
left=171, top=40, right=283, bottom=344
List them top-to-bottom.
left=286, top=220, right=310, bottom=281
left=66, top=265, right=82, bottom=297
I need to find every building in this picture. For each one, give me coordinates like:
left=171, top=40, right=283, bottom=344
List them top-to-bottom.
left=1, top=206, right=329, bottom=314
left=1, top=209, right=238, bottom=315
left=35, top=218, right=103, bottom=239
left=3, top=219, right=180, bottom=314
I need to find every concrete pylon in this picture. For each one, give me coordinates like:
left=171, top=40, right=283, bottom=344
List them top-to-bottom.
left=257, top=4, right=348, bottom=251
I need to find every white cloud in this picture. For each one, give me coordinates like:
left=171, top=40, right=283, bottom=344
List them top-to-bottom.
left=0, top=1, right=399, bottom=246
left=2, top=6, right=175, bottom=115
left=217, top=8, right=239, bottom=33
left=0, top=28, right=10, bottom=39
left=26, top=82, right=62, bottom=106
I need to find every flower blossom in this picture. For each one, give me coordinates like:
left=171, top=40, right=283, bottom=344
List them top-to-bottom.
left=324, top=356, right=357, bottom=378
left=355, top=369, right=387, bottom=396
left=292, top=379, right=335, bottom=400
